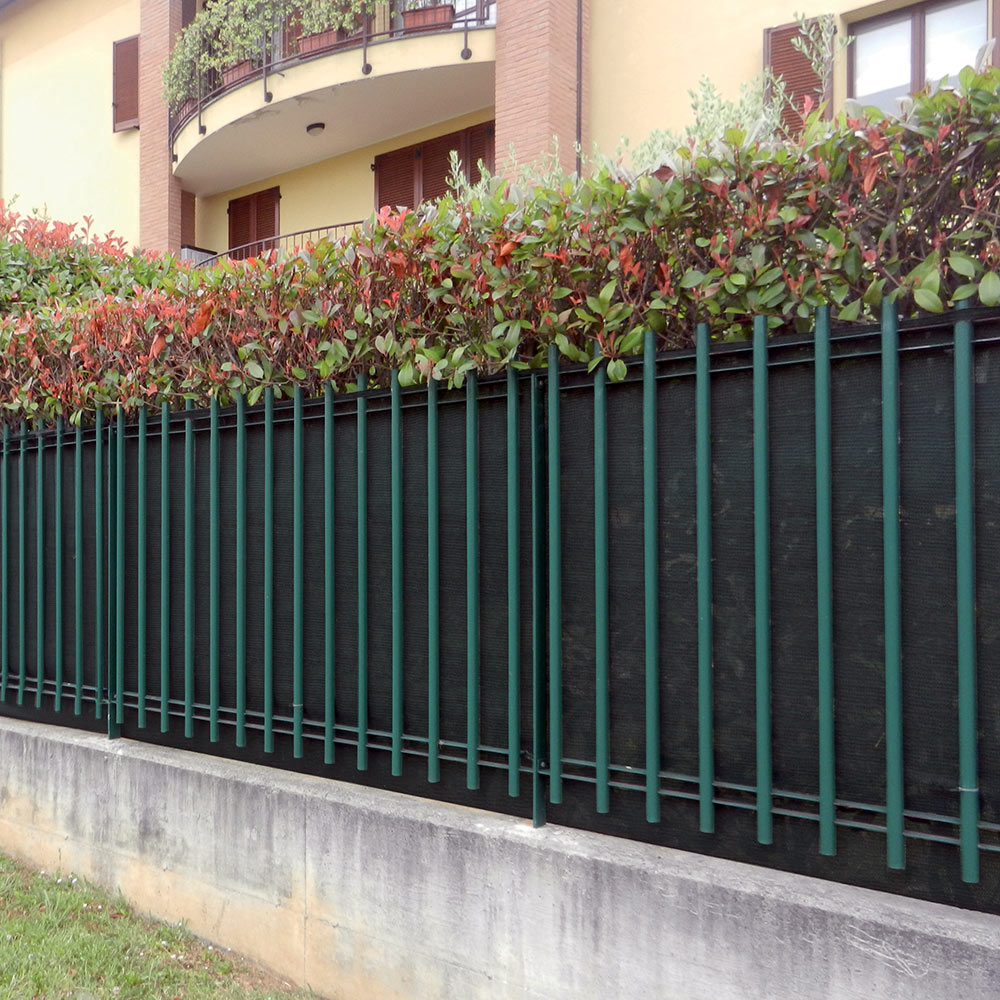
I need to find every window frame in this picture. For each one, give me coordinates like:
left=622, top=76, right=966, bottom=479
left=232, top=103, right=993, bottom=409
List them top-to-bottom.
left=846, top=0, right=994, bottom=105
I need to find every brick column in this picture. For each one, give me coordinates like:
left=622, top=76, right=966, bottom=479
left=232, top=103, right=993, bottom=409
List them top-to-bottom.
left=139, top=0, right=184, bottom=252
left=494, top=0, right=589, bottom=177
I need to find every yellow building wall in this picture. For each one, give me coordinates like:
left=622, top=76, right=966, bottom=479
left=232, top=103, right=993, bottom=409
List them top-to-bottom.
left=0, top=0, right=140, bottom=244
left=588, top=0, right=998, bottom=160
left=196, top=108, right=495, bottom=254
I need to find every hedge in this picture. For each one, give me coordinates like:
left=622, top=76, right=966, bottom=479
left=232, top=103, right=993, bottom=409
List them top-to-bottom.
left=1, top=66, right=999, bottom=427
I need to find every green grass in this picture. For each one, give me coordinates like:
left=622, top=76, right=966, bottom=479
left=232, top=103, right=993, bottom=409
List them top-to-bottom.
left=0, top=854, right=317, bottom=1000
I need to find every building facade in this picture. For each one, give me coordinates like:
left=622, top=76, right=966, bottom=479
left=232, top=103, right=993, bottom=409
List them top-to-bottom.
left=0, top=0, right=996, bottom=256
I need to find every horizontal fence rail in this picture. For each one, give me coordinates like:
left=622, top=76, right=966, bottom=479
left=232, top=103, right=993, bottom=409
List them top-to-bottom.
left=4, top=305, right=1000, bottom=912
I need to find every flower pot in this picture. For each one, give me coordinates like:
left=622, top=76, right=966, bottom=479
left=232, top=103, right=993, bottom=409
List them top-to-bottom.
left=402, top=4, right=455, bottom=34
left=297, top=26, right=344, bottom=55
left=221, top=60, right=255, bottom=88
left=175, top=97, right=198, bottom=124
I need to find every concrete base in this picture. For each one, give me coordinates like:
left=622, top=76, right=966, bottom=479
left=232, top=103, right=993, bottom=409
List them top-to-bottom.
left=1, top=716, right=999, bottom=999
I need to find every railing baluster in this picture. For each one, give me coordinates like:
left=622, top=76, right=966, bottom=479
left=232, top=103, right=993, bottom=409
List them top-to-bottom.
left=881, top=299, right=905, bottom=870
left=954, top=301, right=979, bottom=884
left=815, top=306, right=836, bottom=856
left=753, top=315, right=773, bottom=846
left=696, top=323, right=715, bottom=833
left=643, top=329, right=661, bottom=823
left=547, top=345, right=562, bottom=804
left=595, top=358, right=610, bottom=814
left=506, top=368, right=520, bottom=798
left=391, top=371, right=404, bottom=777
left=357, top=372, right=368, bottom=771
left=466, top=372, right=480, bottom=790
left=530, top=372, right=547, bottom=828
left=427, top=377, right=440, bottom=783
left=323, top=385, right=335, bottom=764
left=292, top=386, right=304, bottom=759
left=263, top=388, right=274, bottom=753
left=236, top=393, right=247, bottom=748
left=209, top=398, right=220, bottom=743
left=184, top=400, right=195, bottom=738
left=160, top=403, right=171, bottom=733
left=137, top=407, right=147, bottom=727
left=115, top=410, right=125, bottom=726
left=93, top=414, right=101, bottom=719
left=54, top=419, right=63, bottom=712
left=35, top=423, right=44, bottom=709
left=74, top=425, right=82, bottom=716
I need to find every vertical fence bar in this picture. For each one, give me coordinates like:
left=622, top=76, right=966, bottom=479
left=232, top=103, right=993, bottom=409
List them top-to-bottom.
left=881, top=298, right=905, bottom=870
left=954, top=302, right=979, bottom=884
left=814, top=306, right=836, bottom=856
left=753, top=315, right=773, bottom=846
left=696, top=323, right=715, bottom=832
left=643, top=329, right=661, bottom=823
left=547, top=345, right=562, bottom=803
left=594, top=360, right=610, bottom=814
left=506, top=368, right=520, bottom=798
left=391, top=371, right=404, bottom=777
left=530, top=371, right=547, bottom=828
left=357, top=372, right=368, bottom=771
left=467, top=373, right=480, bottom=790
left=427, top=377, right=441, bottom=783
left=292, top=386, right=304, bottom=759
left=323, top=386, right=335, bottom=764
left=263, top=388, right=275, bottom=753
left=235, top=394, right=247, bottom=748
left=209, top=398, right=220, bottom=743
left=184, top=400, right=195, bottom=739
left=160, top=404, right=170, bottom=733
left=136, top=407, right=147, bottom=727
left=115, top=410, right=125, bottom=726
left=93, top=413, right=102, bottom=719
left=107, top=415, right=120, bottom=739
left=54, top=420, right=63, bottom=712
left=18, top=423, right=26, bottom=706
left=35, top=423, right=45, bottom=709
left=74, top=425, right=82, bottom=716
left=1, top=427, right=7, bottom=703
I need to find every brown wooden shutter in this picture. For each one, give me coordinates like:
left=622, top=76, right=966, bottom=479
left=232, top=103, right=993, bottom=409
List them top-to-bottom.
left=763, top=21, right=827, bottom=133
left=112, top=36, right=139, bottom=131
left=467, top=122, right=495, bottom=181
left=420, top=134, right=458, bottom=202
left=375, top=146, right=417, bottom=209
left=228, top=187, right=279, bottom=257
left=254, top=187, right=279, bottom=242
left=181, top=190, right=196, bottom=247
left=228, top=197, right=253, bottom=257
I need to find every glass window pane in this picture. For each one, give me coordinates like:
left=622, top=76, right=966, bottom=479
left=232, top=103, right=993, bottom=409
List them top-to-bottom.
left=926, top=0, right=987, bottom=86
left=854, top=15, right=911, bottom=114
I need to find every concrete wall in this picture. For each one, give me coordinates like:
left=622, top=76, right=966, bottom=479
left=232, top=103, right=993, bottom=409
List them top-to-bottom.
left=0, top=0, right=140, bottom=245
left=195, top=108, right=494, bottom=254
left=2, top=716, right=999, bottom=1000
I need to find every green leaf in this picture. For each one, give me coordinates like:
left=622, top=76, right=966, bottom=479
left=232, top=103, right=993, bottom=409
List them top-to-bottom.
left=948, top=253, right=978, bottom=279
left=680, top=269, right=706, bottom=289
left=979, top=271, right=1000, bottom=307
left=914, top=288, right=944, bottom=313
left=837, top=299, right=862, bottom=323
left=606, top=358, right=627, bottom=382
left=245, top=361, right=264, bottom=380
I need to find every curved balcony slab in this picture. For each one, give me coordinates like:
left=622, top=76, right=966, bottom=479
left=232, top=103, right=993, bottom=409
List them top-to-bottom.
left=172, top=28, right=495, bottom=197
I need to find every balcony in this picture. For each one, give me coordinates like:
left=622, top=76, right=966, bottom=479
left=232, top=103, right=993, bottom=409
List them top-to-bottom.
left=170, top=1, right=497, bottom=197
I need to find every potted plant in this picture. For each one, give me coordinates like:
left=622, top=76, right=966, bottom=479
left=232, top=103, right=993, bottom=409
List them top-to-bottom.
left=289, top=0, right=373, bottom=57
left=402, top=0, right=455, bottom=34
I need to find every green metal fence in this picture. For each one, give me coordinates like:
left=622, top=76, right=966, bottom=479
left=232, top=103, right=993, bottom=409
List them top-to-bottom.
left=2, top=303, right=999, bottom=910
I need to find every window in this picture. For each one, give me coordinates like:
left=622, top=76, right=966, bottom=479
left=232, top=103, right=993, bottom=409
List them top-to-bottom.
left=849, top=0, right=990, bottom=115
left=764, top=19, right=830, bottom=134
left=112, top=36, right=139, bottom=131
left=374, top=122, right=495, bottom=210
left=228, top=187, right=279, bottom=258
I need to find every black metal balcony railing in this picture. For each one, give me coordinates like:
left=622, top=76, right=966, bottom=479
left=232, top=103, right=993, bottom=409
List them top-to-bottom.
left=170, top=1, right=497, bottom=150
left=195, top=221, right=364, bottom=267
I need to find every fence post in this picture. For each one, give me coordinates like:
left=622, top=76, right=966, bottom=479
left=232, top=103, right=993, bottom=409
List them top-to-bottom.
left=547, top=345, right=562, bottom=804
left=506, top=368, right=520, bottom=798
left=530, top=370, right=547, bottom=828
left=466, top=372, right=480, bottom=790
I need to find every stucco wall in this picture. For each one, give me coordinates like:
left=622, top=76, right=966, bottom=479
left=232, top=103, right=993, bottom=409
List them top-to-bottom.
left=0, top=0, right=140, bottom=245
